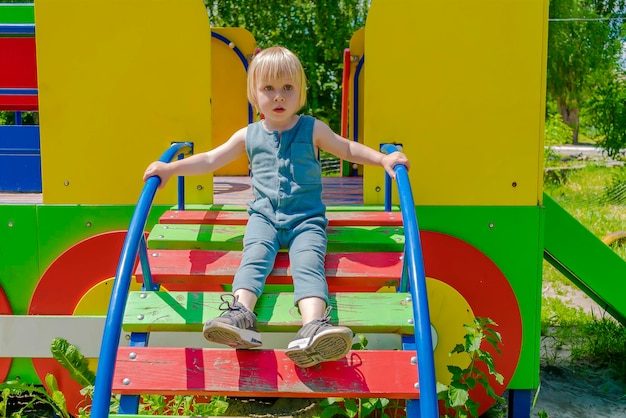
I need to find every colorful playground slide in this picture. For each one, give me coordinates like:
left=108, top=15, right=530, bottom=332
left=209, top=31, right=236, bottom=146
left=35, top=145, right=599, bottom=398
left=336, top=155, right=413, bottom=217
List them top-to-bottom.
left=2, top=1, right=626, bottom=417
left=543, top=193, right=626, bottom=325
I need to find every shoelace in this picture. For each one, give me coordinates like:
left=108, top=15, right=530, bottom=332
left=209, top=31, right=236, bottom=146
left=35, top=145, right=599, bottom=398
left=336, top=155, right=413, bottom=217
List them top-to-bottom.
left=218, top=293, right=239, bottom=314
left=320, top=305, right=333, bottom=324
left=308, top=306, right=334, bottom=330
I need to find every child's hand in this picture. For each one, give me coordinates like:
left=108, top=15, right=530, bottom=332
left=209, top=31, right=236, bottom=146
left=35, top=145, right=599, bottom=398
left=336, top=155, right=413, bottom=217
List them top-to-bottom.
left=382, top=152, right=410, bottom=179
left=143, top=161, right=173, bottom=189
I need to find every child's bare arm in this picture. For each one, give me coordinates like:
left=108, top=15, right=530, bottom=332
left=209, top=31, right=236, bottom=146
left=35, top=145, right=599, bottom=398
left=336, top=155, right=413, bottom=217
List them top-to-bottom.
left=313, top=120, right=409, bottom=178
left=143, top=127, right=247, bottom=189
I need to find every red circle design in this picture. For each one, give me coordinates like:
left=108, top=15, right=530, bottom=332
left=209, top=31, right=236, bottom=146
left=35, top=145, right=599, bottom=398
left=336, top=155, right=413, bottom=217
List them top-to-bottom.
left=24, top=229, right=522, bottom=416
left=28, top=231, right=128, bottom=415
left=421, top=231, right=522, bottom=415
left=0, top=285, right=12, bottom=382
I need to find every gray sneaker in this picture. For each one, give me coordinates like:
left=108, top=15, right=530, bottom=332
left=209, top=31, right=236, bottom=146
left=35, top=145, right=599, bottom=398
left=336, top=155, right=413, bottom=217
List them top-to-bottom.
left=202, top=294, right=262, bottom=349
left=285, top=306, right=353, bottom=368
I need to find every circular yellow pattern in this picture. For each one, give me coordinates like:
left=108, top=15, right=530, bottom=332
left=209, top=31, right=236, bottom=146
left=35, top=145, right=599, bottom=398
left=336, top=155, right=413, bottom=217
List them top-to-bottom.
left=73, top=277, right=145, bottom=371
left=73, top=277, right=143, bottom=316
left=426, top=277, right=475, bottom=384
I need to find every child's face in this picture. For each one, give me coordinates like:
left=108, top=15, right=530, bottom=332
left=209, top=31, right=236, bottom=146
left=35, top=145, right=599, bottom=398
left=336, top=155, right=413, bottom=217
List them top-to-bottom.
left=255, top=76, right=301, bottom=123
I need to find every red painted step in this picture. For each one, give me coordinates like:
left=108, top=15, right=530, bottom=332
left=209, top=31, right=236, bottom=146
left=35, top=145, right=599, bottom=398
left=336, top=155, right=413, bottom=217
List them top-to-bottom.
left=159, top=209, right=404, bottom=226
left=136, top=250, right=403, bottom=292
left=113, top=347, right=419, bottom=399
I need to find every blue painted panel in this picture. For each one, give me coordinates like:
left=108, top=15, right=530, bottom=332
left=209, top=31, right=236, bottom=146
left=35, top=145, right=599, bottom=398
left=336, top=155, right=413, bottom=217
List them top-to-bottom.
left=0, top=125, right=41, bottom=192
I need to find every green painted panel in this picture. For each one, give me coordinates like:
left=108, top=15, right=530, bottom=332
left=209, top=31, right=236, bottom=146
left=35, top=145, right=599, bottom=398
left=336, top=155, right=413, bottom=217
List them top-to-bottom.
left=0, top=3, right=34, bottom=24
left=544, top=193, right=626, bottom=324
left=0, top=204, right=171, bottom=384
left=176, top=204, right=248, bottom=212
left=0, top=205, right=39, bottom=314
left=36, top=205, right=170, bottom=274
left=326, top=205, right=400, bottom=212
left=414, top=205, right=543, bottom=389
left=148, top=224, right=405, bottom=252
left=123, top=291, right=414, bottom=334
left=6, top=358, right=39, bottom=385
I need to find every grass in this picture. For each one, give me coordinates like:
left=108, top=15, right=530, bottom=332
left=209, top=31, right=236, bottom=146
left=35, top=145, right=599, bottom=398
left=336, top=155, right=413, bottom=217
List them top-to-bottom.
left=541, top=159, right=626, bottom=377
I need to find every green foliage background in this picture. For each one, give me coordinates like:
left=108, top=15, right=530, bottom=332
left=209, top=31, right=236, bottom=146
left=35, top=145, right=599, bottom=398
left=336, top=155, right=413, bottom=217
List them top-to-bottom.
left=2, top=0, right=626, bottom=154
left=206, top=0, right=370, bottom=132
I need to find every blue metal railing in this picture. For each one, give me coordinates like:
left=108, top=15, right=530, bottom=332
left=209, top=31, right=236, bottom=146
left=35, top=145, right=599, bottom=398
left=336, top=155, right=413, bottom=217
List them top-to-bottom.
left=91, top=141, right=436, bottom=417
left=90, top=142, right=192, bottom=418
left=381, top=144, right=438, bottom=418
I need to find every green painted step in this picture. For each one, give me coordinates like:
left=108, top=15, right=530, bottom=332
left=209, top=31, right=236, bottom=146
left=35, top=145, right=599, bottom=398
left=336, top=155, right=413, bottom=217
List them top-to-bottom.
left=0, top=3, right=34, bottom=25
left=147, top=224, right=405, bottom=252
left=123, top=291, right=415, bottom=334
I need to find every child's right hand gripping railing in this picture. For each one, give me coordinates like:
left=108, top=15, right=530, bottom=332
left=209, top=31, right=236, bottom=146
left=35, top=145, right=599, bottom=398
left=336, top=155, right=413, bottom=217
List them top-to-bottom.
left=90, top=141, right=193, bottom=418
left=381, top=144, right=438, bottom=418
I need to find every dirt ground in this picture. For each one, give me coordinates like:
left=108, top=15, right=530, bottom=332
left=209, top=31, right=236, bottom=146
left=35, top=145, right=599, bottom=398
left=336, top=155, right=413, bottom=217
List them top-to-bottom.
left=531, top=282, right=626, bottom=418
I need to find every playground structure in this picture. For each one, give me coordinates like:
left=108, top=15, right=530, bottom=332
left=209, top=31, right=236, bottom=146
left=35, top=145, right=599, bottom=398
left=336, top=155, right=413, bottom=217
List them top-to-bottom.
left=1, top=0, right=626, bottom=417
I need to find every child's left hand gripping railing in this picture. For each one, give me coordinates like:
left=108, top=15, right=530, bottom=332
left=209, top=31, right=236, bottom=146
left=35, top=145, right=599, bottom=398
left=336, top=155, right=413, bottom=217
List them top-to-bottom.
left=90, top=142, right=193, bottom=418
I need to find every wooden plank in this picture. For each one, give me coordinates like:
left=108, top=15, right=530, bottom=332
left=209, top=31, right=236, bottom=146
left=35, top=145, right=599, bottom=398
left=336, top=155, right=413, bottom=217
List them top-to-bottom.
left=172, top=204, right=398, bottom=212
left=159, top=210, right=404, bottom=226
left=147, top=224, right=405, bottom=252
left=135, top=250, right=402, bottom=291
left=123, top=291, right=415, bottom=334
left=0, top=315, right=105, bottom=358
left=112, top=347, right=419, bottom=399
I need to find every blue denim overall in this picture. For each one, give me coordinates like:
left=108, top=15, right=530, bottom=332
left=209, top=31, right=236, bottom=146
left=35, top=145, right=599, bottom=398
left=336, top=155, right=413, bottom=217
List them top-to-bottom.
left=232, top=115, right=329, bottom=304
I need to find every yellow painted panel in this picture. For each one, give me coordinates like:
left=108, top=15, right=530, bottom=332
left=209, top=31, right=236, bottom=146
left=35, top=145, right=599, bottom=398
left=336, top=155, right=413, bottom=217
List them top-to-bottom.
left=35, top=0, right=213, bottom=204
left=363, top=0, right=548, bottom=206
left=211, top=28, right=256, bottom=176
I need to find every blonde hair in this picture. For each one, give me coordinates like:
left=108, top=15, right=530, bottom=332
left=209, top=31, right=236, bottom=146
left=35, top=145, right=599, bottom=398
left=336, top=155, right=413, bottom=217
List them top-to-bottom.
left=247, top=46, right=307, bottom=111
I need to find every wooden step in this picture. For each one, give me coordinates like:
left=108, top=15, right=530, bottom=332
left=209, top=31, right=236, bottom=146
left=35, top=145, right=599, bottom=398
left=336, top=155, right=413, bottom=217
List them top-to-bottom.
left=159, top=209, right=404, bottom=226
left=147, top=224, right=405, bottom=252
left=135, top=250, right=403, bottom=291
left=122, top=291, right=415, bottom=334
left=112, top=347, right=419, bottom=399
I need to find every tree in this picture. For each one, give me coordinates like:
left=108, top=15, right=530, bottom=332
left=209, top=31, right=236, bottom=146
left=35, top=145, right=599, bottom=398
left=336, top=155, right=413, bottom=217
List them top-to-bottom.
left=205, top=0, right=370, bottom=131
left=546, top=0, right=626, bottom=144
left=588, top=76, right=626, bottom=157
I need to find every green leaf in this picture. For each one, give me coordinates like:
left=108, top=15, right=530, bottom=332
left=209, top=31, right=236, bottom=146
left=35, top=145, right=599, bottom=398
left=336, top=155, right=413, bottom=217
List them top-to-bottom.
left=352, top=333, right=369, bottom=350
left=464, top=333, right=482, bottom=353
left=484, top=334, right=502, bottom=353
left=50, top=338, right=96, bottom=387
left=450, top=343, right=465, bottom=354
left=447, top=364, right=464, bottom=379
left=494, top=372, right=504, bottom=385
left=45, top=373, right=59, bottom=393
left=436, top=382, right=449, bottom=394
left=447, top=385, right=469, bottom=408
left=51, top=389, right=69, bottom=418
left=194, top=397, right=229, bottom=416
left=321, top=397, right=344, bottom=406
left=466, top=397, right=480, bottom=418
left=344, top=398, right=359, bottom=417
left=361, top=399, right=377, bottom=416
left=320, top=404, right=349, bottom=418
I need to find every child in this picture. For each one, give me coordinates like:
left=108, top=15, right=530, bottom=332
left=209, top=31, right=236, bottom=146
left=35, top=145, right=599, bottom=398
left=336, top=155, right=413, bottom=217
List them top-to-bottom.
left=143, top=46, right=409, bottom=368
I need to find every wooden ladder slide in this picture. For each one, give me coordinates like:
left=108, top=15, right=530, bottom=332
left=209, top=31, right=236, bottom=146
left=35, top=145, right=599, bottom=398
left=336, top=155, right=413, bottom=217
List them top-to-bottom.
left=112, top=205, right=419, bottom=407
